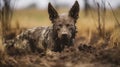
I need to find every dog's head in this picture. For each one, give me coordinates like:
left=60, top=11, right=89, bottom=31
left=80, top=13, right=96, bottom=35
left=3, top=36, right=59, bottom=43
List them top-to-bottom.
left=48, top=1, right=79, bottom=40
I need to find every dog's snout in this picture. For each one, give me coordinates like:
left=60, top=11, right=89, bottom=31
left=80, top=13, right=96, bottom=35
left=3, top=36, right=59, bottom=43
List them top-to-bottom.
left=61, top=32, right=68, bottom=38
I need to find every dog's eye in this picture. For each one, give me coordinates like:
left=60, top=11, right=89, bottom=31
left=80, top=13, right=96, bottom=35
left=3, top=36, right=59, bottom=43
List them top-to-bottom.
left=58, top=24, right=62, bottom=27
left=66, top=24, right=70, bottom=27
left=57, top=28, right=60, bottom=31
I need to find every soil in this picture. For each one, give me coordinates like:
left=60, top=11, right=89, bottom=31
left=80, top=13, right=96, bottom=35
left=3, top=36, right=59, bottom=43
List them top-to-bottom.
left=1, top=43, right=120, bottom=67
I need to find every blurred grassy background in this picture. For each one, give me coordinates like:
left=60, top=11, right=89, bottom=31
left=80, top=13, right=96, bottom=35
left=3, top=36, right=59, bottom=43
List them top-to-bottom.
left=11, top=8, right=120, bottom=37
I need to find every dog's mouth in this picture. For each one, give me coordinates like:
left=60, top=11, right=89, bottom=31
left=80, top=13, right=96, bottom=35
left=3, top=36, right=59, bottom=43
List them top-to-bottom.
left=58, top=33, right=72, bottom=40
left=60, top=35, right=70, bottom=42
left=60, top=36, right=71, bottom=45
left=61, top=36, right=68, bottom=40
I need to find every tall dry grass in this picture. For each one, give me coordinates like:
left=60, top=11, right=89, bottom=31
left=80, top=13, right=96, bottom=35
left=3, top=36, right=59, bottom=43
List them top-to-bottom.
left=0, top=0, right=13, bottom=43
left=109, top=26, right=120, bottom=48
left=0, top=38, right=6, bottom=65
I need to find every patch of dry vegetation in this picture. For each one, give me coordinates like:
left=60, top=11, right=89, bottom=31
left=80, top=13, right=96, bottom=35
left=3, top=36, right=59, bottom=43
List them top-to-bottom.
left=109, top=27, right=120, bottom=48
left=0, top=39, right=7, bottom=66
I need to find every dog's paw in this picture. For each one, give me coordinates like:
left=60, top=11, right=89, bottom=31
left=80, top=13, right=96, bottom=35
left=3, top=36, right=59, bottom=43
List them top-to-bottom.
left=46, top=50, right=57, bottom=56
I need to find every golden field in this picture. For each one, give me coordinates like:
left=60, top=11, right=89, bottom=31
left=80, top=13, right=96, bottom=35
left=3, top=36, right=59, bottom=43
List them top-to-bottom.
left=11, top=8, right=120, bottom=29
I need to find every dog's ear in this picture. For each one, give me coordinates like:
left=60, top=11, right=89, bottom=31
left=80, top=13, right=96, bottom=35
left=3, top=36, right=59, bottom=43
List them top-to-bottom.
left=69, top=1, right=79, bottom=20
left=48, top=3, right=59, bottom=21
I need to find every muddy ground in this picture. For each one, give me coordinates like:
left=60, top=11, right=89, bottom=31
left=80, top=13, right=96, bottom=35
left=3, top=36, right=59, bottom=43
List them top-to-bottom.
left=0, top=41, right=120, bottom=67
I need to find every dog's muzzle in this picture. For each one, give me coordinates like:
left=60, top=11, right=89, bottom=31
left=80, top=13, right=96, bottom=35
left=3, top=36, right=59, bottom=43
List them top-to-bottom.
left=61, top=31, right=70, bottom=39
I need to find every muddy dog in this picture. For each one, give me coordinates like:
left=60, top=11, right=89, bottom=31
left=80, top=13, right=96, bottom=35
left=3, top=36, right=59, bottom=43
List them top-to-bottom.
left=5, top=1, right=80, bottom=54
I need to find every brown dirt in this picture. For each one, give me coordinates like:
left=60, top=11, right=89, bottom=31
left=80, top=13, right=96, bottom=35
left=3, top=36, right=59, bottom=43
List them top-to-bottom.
left=0, top=42, right=120, bottom=67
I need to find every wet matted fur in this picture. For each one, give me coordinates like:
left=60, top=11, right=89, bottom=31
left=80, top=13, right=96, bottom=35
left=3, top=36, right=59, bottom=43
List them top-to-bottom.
left=5, top=1, right=80, bottom=54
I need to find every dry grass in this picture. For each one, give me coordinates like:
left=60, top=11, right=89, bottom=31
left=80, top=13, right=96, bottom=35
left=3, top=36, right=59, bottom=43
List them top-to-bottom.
left=11, top=9, right=118, bottom=36
left=109, top=27, right=120, bottom=48
left=0, top=39, right=6, bottom=65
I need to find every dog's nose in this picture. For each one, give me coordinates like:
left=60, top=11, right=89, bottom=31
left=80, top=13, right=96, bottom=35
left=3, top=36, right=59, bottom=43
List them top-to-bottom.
left=61, top=30, right=68, bottom=38
left=61, top=34, right=68, bottom=38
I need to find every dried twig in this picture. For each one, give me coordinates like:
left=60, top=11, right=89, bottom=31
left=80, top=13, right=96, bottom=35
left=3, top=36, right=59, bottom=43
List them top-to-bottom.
left=0, top=0, right=14, bottom=43
left=101, top=0, right=106, bottom=39
left=97, top=3, right=102, bottom=37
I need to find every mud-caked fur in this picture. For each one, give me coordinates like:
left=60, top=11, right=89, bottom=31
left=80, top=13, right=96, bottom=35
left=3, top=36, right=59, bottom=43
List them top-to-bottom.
left=5, top=1, right=80, bottom=54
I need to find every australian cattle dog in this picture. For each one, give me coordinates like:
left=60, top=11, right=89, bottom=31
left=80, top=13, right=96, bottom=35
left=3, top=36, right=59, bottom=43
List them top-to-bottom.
left=6, top=1, right=80, bottom=54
